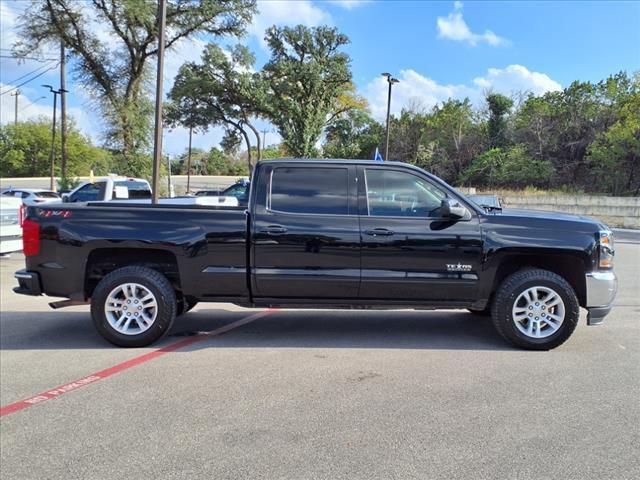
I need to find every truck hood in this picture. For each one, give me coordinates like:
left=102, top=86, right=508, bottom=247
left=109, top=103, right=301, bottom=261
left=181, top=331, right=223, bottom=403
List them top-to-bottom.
left=497, top=208, right=596, bottom=224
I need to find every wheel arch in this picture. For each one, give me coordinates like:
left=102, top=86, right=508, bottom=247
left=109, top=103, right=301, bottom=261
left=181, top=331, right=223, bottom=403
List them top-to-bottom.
left=85, top=248, right=181, bottom=299
left=488, top=250, right=589, bottom=307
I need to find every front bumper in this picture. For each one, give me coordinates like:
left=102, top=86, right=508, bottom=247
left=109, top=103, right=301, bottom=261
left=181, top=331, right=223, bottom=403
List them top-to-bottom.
left=14, top=269, right=42, bottom=296
left=585, top=271, right=617, bottom=325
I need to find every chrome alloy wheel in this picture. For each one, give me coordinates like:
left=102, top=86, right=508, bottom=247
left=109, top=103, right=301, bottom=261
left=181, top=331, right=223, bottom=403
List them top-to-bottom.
left=104, top=283, right=158, bottom=335
left=512, top=286, right=565, bottom=339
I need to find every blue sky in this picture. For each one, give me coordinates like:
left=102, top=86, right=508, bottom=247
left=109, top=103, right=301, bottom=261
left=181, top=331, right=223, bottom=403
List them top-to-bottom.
left=1, top=0, right=639, bottom=158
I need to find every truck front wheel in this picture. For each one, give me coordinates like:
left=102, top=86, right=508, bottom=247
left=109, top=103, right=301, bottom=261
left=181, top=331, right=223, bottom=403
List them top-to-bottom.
left=91, top=266, right=177, bottom=347
left=491, top=268, right=580, bottom=350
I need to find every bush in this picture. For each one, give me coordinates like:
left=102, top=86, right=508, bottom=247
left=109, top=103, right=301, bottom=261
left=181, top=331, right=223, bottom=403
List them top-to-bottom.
left=460, top=144, right=554, bottom=188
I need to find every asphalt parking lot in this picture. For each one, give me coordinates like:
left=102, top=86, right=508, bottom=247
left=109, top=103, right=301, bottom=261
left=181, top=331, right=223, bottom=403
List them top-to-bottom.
left=1, top=243, right=639, bottom=479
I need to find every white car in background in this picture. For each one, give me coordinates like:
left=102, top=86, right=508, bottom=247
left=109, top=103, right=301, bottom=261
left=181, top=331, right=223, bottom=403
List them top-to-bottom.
left=63, top=176, right=152, bottom=202
left=1, top=188, right=61, bottom=206
left=0, top=196, right=23, bottom=256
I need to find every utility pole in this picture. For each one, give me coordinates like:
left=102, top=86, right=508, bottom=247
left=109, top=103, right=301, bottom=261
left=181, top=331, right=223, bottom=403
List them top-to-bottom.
left=151, top=0, right=167, bottom=204
left=60, top=41, right=68, bottom=180
left=381, top=72, right=399, bottom=161
left=43, top=85, right=68, bottom=192
left=10, top=90, right=19, bottom=125
left=187, top=125, right=193, bottom=193
left=261, top=128, right=268, bottom=148
left=166, top=155, right=173, bottom=198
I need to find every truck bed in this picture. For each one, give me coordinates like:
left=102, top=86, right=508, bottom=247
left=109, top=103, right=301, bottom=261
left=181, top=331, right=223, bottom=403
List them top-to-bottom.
left=24, top=202, right=250, bottom=301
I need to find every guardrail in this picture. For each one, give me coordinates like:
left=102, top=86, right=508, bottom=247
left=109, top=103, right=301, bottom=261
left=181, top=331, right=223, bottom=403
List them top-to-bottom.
left=500, top=195, right=640, bottom=229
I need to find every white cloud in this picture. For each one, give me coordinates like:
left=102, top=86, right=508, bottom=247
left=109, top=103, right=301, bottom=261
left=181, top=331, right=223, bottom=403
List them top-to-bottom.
left=249, top=0, right=332, bottom=49
left=329, top=0, right=371, bottom=10
left=0, top=2, right=20, bottom=50
left=437, top=2, right=509, bottom=47
left=473, top=64, right=562, bottom=95
left=364, top=65, right=561, bottom=120
left=365, top=70, right=476, bottom=119
left=0, top=83, right=103, bottom=141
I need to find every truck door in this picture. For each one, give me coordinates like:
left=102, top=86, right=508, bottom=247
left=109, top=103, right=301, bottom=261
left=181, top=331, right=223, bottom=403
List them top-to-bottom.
left=251, top=163, right=360, bottom=299
left=358, top=165, right=483, bottom=302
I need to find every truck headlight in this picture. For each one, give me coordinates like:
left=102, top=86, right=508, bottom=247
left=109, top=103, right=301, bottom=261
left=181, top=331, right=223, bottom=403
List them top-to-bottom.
left=599, top=231, right=614, bottom=269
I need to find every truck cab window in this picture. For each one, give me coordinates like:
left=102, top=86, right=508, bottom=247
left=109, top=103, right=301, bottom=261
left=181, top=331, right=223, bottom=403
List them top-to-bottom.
left=270, top=167, right=349, bottom=215
left=365, top=169, right=446, bottom=217
left=69, top=182, right=106, bottom=202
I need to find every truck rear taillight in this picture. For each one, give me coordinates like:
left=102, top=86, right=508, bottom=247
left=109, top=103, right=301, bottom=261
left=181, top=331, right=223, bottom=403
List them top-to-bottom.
left=19, top=204, right=25, bottom=227
left=22, top=219, right=40, bottom=257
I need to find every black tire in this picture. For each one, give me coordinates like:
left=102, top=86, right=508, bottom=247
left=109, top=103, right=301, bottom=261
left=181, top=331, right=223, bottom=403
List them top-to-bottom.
left=91, top=266, right=177, bottom=347
left=491, top=268, right=580, bottom=350
left=177, top=298, right=198, bottom=316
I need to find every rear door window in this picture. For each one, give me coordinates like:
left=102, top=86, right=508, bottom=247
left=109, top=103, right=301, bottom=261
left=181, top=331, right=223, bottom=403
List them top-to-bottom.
left=269, top=167, right=349, bottom=215
left=113, top=181, right=151, bottom=200
left=35, top=191, right=60, bottom=198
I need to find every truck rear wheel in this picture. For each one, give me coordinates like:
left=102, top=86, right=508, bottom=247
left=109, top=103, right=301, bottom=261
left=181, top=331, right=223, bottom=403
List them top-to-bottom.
left=91, top=266, right=177, bottom=347
left=491, top=268, right=579, bottom=350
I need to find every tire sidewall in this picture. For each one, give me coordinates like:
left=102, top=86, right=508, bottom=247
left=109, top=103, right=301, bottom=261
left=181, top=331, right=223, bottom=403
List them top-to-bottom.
left=91, top=269, right=176, bottom=347
left=495, top=273, right=579, bottom=350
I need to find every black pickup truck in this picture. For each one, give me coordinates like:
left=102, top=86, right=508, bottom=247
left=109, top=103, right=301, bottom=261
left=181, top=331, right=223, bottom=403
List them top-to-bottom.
left=15, top=159, right=617, bottom=350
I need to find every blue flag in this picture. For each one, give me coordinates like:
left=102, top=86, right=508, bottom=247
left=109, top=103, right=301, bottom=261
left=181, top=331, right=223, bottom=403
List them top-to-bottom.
left=374, top=147, right=384, bottom=162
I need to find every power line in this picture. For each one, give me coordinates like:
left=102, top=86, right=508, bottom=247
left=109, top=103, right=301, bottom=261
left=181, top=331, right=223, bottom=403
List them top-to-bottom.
left=0, top=54, right=59, bottom=62
left=3, top=61, right=58, bottom=86
left=0, top=62, right=60, bottom=96
left=18, top=96, right=46, bottom=113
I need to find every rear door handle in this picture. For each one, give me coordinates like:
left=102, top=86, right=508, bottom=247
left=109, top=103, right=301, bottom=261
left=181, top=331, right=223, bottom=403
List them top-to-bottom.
left=261, top=225, right=288, bottom=235
left=364, top=228, right=394, bottom=236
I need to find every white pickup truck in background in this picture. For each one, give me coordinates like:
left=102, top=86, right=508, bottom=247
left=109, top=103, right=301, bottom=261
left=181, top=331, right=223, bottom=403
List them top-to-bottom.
left=62, top=176, right=239, bottom=206
left=63, top=176, right=153, bottom=203
left=0, top=196, right=23, bottom=256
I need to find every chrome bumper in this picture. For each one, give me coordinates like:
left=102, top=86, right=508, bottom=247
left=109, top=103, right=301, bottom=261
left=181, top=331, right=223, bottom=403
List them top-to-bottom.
left=585, top=271, right=617, bottom=325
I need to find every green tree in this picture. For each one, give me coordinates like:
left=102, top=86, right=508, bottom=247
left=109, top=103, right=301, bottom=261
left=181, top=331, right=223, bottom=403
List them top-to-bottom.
left=15, top=0, right=256, bottom=173
left=262, top=25, right=356, bottom=157
left=169, top=43, right=267, bottom=173
left=586, top=89, right=640, bottom=195
left=486, top=93, right=513, bottom=148
left=427, top=99, right=483, bottom=182
left=323, top=110, right=384, bottom=159
left=0, top=119, right=111, bottom=178
left=261, top=144, right=285, bottom=159
left=172, top=147, right=208, bottom=175
left=201, top=147, right=248, bottom=175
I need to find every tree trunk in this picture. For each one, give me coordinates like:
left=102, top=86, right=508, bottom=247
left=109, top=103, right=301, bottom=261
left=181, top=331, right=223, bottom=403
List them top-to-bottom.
left=245, top=121, right=261, bottom=161
left=239, top=127, right=252, bottom=176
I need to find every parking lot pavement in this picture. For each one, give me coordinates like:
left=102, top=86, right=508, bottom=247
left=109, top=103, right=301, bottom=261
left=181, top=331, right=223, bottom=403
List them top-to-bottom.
left=1, top=246, right=639, bottom=480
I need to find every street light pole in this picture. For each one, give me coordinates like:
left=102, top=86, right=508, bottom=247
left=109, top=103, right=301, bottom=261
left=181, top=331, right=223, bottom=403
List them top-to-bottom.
left=151, top=0, right=167, bottom=204
left=60, top=40, right=68, bottom=180
left=381, top=72, right=399, bottom=161
left=42, top=85, right=68, bottom=192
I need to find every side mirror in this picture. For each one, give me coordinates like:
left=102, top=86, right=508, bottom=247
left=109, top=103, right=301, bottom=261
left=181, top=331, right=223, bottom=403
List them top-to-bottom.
left=62, top=194, right=70, bottom=203
left=440, top=198, right=470, bottom=220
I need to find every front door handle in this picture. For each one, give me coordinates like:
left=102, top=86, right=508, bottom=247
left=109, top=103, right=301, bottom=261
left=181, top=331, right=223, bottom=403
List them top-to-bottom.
left=261, top=225, right=288, bottom=235
left=364, top=228, right=394, bottom=236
